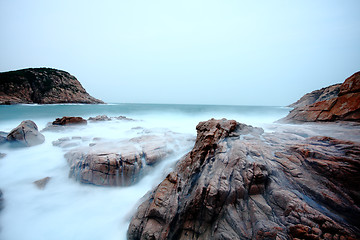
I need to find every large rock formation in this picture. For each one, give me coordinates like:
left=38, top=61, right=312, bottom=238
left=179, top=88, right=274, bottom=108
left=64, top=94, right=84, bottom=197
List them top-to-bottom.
left=0, top=68, right=103, bottom=104
left=283, top=72, right=360, bottom=122
left=128, top=119, right=360, bottom=240
left=7, top=120, right=45, bottom=147
left=60, top=132, right=194, bottom=186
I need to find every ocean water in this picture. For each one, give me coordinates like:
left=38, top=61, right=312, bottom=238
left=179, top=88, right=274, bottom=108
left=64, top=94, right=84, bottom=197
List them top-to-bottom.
left=0, top=103, right=289, bottom=240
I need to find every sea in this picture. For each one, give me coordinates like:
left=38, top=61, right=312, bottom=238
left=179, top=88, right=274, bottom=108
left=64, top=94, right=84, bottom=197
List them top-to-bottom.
left=0, top=103, right=290, bottom=240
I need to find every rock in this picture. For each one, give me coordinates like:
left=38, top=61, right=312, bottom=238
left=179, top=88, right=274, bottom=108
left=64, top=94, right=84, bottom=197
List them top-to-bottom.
left=0, top=68, right=103, bottom=104
left=283, top=72, right=360, bottom=122
left=289, top=84, right=341, bottom=108
left=88, top=115, right=111, bottom=121
left=52, top=116, right=87, bottom=125
left=115, top=116, right=135, bottom=121
left=127, top=119, right=359, bottom=240
left=6, top=120, right=45, bottom=147
left=0, top=131, right=8, bottom=145
left=64, top=132, right=193, bottom=186
left=0, top=153, right=6, bottom=158
left=33, top=177, right=51, bottom=190
left=0, top=189, right=3, bottom=210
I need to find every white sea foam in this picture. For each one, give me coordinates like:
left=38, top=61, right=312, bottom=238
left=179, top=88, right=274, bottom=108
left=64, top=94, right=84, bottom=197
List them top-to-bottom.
left=0, top=104, right=289, bottom=240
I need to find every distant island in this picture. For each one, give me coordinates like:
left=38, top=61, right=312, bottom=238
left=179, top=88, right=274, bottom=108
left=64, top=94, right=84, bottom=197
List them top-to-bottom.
left=0, top=68, right=104, bottom=105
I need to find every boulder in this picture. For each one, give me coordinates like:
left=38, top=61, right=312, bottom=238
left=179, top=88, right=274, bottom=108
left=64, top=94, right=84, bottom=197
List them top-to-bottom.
left=283, top=72, right=360, bottom=122
left=52, top=116, right=87, bottom=125
left=127, top=119, right=359, bottom=240
left=6, top=120, right=45, bottom=147
left=63, top=132, right=194, bottom=186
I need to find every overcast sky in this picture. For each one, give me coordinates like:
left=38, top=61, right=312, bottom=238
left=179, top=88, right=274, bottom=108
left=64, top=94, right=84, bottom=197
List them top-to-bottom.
left=0, top=0, right=359, bottom=106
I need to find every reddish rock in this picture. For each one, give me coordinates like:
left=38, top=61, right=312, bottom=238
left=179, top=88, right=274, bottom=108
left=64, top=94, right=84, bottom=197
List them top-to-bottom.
left=283, top=72, right=360, bottom=122
left=52, top=116, right=87, bottom=125
left=127, top=119, right=359, bottom=240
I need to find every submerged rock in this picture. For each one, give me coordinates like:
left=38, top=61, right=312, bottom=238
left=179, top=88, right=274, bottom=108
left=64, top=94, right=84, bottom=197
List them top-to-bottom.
left=0, top=67, right=103, bottom=104
left=283, top=72, right=360, bottom=122
left=88, top=115, right=111, bottom=121
left=128, top=119, right=359, bottom=240
left=6, top=120, right=45, bottom=147
left=63, top=132, right=194, bottom=186
left=33, top=177, right=51, bottom=190
left=0, top=189, right=3, bottom=210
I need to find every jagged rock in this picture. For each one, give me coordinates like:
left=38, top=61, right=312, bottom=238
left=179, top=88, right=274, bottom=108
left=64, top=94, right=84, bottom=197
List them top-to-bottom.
left=0, top=68, right=103, bottom=104
left=283, top=72, right=360, bottom=122
left=288, top=84, right=341, bottom=108
left=88, top=115, right=111, bottom=121
left=52, top=116, right=87, bottom=125
left=115, top=116, right=135, bottom=121
left=127, top=119, right=359, bottom=240
left=6, top=120, right=45, bottom=147
left=64, top=132, right=193, bottom=186
left=33, top=177, right=51, bottom=190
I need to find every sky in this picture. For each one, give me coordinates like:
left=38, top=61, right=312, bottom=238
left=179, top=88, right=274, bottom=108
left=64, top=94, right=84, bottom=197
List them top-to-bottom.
left=0, top=0, right=359, bottom=106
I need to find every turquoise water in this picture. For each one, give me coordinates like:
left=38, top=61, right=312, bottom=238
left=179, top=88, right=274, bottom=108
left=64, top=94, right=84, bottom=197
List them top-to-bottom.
left=0, top=103, right=290, bottom=240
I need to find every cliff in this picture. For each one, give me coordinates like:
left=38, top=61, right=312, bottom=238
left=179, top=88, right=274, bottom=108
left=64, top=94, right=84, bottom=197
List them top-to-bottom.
left=0, top=68, right=103, bottom=104
left=282, top=72, right=360, bottom=122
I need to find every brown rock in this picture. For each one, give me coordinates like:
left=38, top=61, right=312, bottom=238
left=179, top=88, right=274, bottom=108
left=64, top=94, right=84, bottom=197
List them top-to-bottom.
left=0, top=68, right=103, bottom=104
left=282, top=72, right=360, bottom=122
left=52, top=116, right=87, bottom=125
left=127, top=119, right=359, bottom=240
left=7, top=120, right=45, bottom=147
left=64, top=132, right=192, bottom=186
left=33, top=177, right=51, bottom=190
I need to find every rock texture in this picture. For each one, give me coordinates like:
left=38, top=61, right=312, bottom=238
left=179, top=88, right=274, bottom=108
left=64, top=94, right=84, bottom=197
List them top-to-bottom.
left=0, top=68, right=103, bottom=104
left=283, top=72, right=360, bottom=122
left=288, top=84, right=341, bottom=109
left=128, top=119, right=360, bottom=240
left=7, top=120, right=45, bottom=147
left=61, top=132, right=194, bottom=186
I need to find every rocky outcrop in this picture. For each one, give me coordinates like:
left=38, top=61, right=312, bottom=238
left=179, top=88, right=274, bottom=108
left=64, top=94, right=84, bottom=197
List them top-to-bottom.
left=0, top=68, right=103, bottom=104
left=283, top=72, right=360, bottom=122
left=288, top=84, right=341, bottom=108
left=52, top=116, right=87, bottom=125
left=128, top=119, right=359, bottom=240
left=6, top=120, right=45, bottom=147
left=62, top=132, right=194, bottom=186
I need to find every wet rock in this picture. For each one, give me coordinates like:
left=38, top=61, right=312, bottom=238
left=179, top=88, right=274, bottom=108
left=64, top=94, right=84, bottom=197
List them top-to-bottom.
left=283, top=72, right=360, bottom=122
left=288, top=84, right=341, bottom=109
left=88, top=115, right=111, bottom=121
left=52, top=116, right=87, bottom=125
left=114, top=116, right=135, bottom=121
left=127, top=119, right=359, bottom=240
left=6, top=120, right=45, bottom=147
left=0, top=131, right=8, bottom=145
left=64, top=132, right=193, bottom=186
left=0, top=153, right=6, bottom=158
left=33, top=177, right=51, bottom=190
